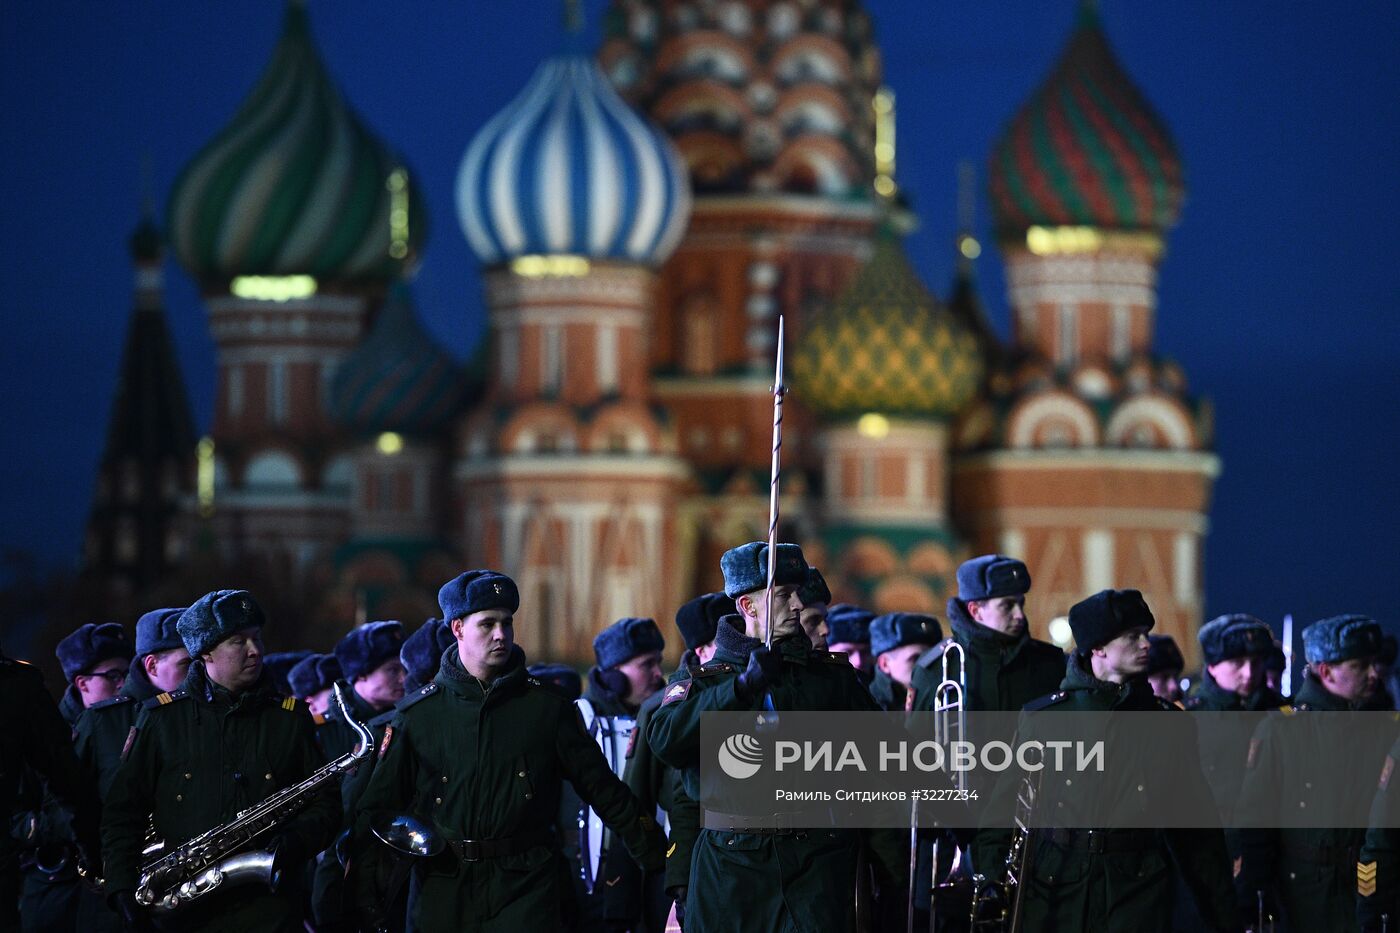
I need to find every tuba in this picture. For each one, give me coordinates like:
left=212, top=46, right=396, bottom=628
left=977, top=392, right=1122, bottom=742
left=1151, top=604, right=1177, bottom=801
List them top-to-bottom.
left=134, top=683, right=372, bottom=913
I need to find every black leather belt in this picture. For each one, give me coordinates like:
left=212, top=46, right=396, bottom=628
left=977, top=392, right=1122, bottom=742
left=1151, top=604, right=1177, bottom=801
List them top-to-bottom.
left=702, top=812, right=815, bottom=834
left=448, top=828, right=553, bottom=862
left=1043, top=828, right=1158, bottom=854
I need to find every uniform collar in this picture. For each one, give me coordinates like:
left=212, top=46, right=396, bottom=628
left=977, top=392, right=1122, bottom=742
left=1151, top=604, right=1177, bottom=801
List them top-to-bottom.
left=947, top=598, right=1028, bottom=658
left=712, top=620, right=812, bottom=666
left=435, top=644, right=527, bottom=701
left=1061, top=652, right=1155, bottom=708
left=122, top=657, right=161, bottom=703
left=183, top=659, right=278, bottom=710
left=584, top=666, right=634, bottom=716
left=1294, top=671, right=1353, bottom=711
left=59, top=685, right=85, bottom=727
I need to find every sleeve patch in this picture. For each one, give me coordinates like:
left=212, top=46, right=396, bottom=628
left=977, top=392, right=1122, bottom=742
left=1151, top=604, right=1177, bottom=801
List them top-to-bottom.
left=661, top=681, right=692, bottom=706
left=378, top=725, right=394, bottom=760
left=120, top=726, right=137, bottom=762
left=1381, top=756, right=1395, bottom=791
left=1359, top=860, right=1377, bottom=897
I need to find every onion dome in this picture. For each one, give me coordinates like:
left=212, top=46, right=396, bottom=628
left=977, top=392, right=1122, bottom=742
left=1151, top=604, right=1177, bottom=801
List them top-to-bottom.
left=598, top=0, right=883, bottom=196
left=168, top=3, right=426, bottom=285
left=988, top=3, right=1183, bottom=236
left=455, top=53, right=691, bottom=266
left=793, top=229, right=983, bottom=419
left=329, top=285, right=475, bottom=437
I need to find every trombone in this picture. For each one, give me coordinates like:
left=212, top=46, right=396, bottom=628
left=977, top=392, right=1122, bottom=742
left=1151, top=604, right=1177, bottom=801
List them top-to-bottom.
left=908, top=640, right=968, bottom=933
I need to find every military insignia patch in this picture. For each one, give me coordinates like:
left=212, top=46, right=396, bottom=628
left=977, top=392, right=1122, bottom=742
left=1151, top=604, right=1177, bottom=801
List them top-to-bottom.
left=661, top=681, right=691, bottom=706
left=378, top=725, right=394, bottom=760
left=121, top=726, right=137, bottom=762
left=1246, top=737, right=1260, bottom=769
left=1381, top=756, right=1395, bottom=791
left=666, top=843, right=677, bottom=858
left=1359, top=860, right=1378, bottom=897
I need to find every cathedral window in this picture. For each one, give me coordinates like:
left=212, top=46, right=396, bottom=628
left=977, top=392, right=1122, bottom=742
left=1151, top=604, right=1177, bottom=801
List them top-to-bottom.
left=597, top=325, right=619, bottom=394
left=269, top=361, right=288, bottom=425
left=227, top=365, right=244, bottom=419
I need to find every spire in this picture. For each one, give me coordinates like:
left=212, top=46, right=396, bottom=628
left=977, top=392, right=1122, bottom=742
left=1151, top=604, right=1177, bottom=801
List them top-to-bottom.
left=82, top=211, right=199, bottom=585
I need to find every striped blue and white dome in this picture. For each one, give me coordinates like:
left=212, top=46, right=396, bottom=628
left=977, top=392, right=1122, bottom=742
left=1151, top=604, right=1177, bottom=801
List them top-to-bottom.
left=456, top=55, right=691, bottom=267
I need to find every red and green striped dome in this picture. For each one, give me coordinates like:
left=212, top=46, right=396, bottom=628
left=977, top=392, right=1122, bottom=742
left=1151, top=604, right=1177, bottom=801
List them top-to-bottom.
left=989, top=4, right=1183, bottom=237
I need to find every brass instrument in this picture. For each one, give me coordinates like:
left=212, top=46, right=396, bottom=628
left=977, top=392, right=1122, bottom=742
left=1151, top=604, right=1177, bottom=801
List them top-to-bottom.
left=910, top=640, right=969, bottom=933
left=133, top=683, right=372, bottom=913
left=969, top=770, right=1041, bottom=932
left=367, top=812, right=445, bottom=927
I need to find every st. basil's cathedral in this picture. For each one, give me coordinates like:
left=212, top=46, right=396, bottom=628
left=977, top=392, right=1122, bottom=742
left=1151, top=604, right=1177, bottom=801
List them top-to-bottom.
left=76, top=0, right=1219, bottom=669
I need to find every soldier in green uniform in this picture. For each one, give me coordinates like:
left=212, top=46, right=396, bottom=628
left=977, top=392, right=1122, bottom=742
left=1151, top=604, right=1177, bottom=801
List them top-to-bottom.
left=645, top=541, right=907, bottom=933
left=907, top=555, right=1062, bottom=919
left=910, top=555, right=1063, bottom=717
left=797, top=567, right=831, bottom=651
left=350, top=570, right=665, bottom=933
left=101, top=589, right=340, bottom=933
left=976, top=589, right=1242, bottom=933
left=626, top=593, right=730, bottom=930
left=825, top=604, right=875, bottom=685
left=74, top=609, right=190, bottom=799
left=61, top=611, right=189, bottom=933
left=868, top=613, right=942, bottom=712
left=1236, top=614, right=1389, bottom=932
left=1184, top=616, right=1282, bottom=825
left=310, top=621, right=407, bottom=930
left=21, top=623, right=135, bottom=932
left=1145, top=635, right=1185, bottom=704
left=1, top=648, right=101, bottom=931
left=288, top=653, right=342, bottom=720
left=1357, top=734, right=1400, bottom=932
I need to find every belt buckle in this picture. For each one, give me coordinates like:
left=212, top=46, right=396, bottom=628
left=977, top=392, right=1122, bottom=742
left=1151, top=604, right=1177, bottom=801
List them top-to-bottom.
left=460, top=840, right=481, bottom=863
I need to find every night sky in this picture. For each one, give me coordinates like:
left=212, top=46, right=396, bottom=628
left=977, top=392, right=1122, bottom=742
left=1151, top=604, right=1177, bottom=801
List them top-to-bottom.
left=2, top=1, right=1396, bottom=635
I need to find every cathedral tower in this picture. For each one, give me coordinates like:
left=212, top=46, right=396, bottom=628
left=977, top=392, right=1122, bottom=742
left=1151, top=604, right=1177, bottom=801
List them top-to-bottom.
left=952, top=4, right=1218, bottom=664
left=454, top=26, right=693, bottom=661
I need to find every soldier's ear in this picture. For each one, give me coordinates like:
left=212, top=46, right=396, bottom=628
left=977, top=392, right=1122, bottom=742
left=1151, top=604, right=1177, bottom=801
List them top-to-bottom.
left=449, top=618, right=467, bottom=641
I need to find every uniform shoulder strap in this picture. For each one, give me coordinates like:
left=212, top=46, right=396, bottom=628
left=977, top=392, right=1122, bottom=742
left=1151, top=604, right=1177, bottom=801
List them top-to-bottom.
left=915, top=640, right=950, bottom=671
left=811, top=650, right=850, bottom=664
left=693, top=661, right=737, bottom=679
left=396, top=682, right=439, bottom=712
left=141, top=689, right=189, bottom=711
left=1023, top=689, right=1074, bottom=712
left=91, top=695, right=135, bottom=711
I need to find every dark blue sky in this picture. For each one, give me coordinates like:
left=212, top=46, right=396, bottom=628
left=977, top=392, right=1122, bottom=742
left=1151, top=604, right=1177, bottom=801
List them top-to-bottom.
left=1, top=1, right=1396, bottom=631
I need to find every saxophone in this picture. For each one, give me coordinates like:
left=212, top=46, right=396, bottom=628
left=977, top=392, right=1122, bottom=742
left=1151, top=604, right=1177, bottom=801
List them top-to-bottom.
left=134, top=683, right=372, bottom=913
